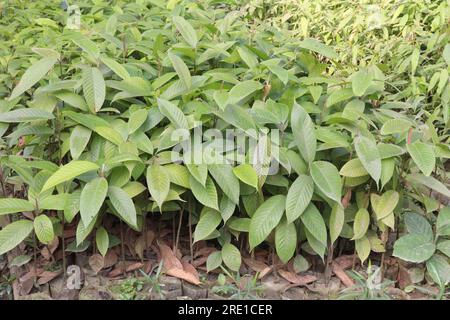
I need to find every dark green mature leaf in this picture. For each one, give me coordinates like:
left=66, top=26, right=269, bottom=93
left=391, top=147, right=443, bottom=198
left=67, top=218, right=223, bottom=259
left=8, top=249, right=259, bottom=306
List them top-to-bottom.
left=108, top=186, right=137, bottom=228
left=275, top=219, right=297, bottom=263
left=393, top=234, right=435, bottom=263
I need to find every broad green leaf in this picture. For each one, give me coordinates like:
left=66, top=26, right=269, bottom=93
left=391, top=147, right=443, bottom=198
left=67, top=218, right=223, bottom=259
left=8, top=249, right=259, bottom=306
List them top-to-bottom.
left=173, top=16, right=198, bottom=48
left=298, top=38, right=338, bottom=60
left=237, top=47, right=258, bottom=69
left=168, top=51, right=191, bottom=89
left=100, top=56, right=130, bottom=80
left=9, top=57, right=58, bottom=100
left=82, top=67, right=106, bottom=113
left=351, top=69, right=373, bottom=96
left=227, top=80, right=263, bottom=104
left=157, top=98, right=189, bottom=130
left=291, top=103, right=316, bottom=163
left=0, top=109, right=55, bottom=123
left=128, top=109, right=148, bottom=134
left=380, top=118, right=412, bottom=135
left=70, top=125, right=92, bottom=160
left=355, top=136, right=381, bottom=185
left=407, top=141, right=435, bottom=176
left=339, top=158, right=368, bottom=177
left=380, top=158, right=395, bottom=189
left=42, top=161, right=99, bottom=192
left=310, top=161, right=342, bottom=203
left=186, top=163, right=208, bottom=186
left=146, top=164, right=171, bottom=209
left=165, top=164, right=190, bottom=189
left=208, top=164, right=240, bottom=205
left=232, top=164, right=258, bottom=189
left=285, top=174, right=314, bottom=223
left=406, top=174, right=450, bottom=198
left=189, top=175, right=218, bottom=210
left=80, top=177, right=108, bottom=227
left=108, top=186, right=137, bottom=228
left=64, top=190, right=81, bottom=223
left=371, top=191, right=399, bottom=220
left=39, top=194, right=68, bottom=210
left=249, top=195, right=286, bottom=250
left=0, top=198, right=34, bottom=215
left=329, top=203, right=345, bottom=243
left=300, top=204, right=327, bottom=246
left=437, top=206, right=450, bottom=236
left=194, top=208, right=222, bottom=242
left=352, top=208, right=370, bottom=240
left=404, top=212, right=433, bottom=241
left=33, top=215, right=54, bottom=244
left=228, top=218, right=250, bottom=232
left=275, top=219, right=297, bottom=263
left=0, top=220, right=34, bottom=255
left=96, top=226, right=109, bottom=257
left=304, top=228, right=326, bottom=259
left=393, top=234, right=435, bottom=263
left=355, top=235, right=371, bottom=263
left=437, top=240, right=450, bottom=258
left=221, top=243, right=241, bottom=272
left=206, top=251, right=222, bottom=272
left=426, top=254, right=450, bottom=287
left=8, top=255, right=32, bottom=268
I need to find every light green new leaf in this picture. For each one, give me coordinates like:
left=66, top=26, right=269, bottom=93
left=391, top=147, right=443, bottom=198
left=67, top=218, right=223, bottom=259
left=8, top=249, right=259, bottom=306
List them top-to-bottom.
left=173, top=16, right=198, bottom=48
left=168, top=51, right=191, bottom=89
left=9, top=56, right=58, bottom=100
left=100, top=56, right=130, bottom=80
left=82, top=67, right=106, bottom=113
left=227, top=80, right=263, bottom=104
left=157, top=98, right=189, bottom=130
left=291, top=103, right=316, bottom=163
left=128, top=109, right=148, bottom=134
left=380, top=118, right=412, bottom=135
left=70, top=125, right=92, bottom=160
left=355, top=136, right=381, bottom=185
left=407, top=141, right=435, bottom=176
left=339, top=158, right=368, bottom=177
left=42, top=161, right=99, bottom=192
left=310, top=161, right=342, bottom=203
left=146, top=164, right=171, bottom=209
left=164, top=164, right=190, bottom=189
left=232, top=164, right=258, bottom=189
left=285, top=174, right=314, bottom=223
left=189, top=175, right=218, bottom=210
left=80, top=177, right=108, bottom=227
left=108, top=186, right=137, bottom=228
left=371, top=191, right=399, bottom=220
left=249, top=195, right=286, bottom=250
left=0, top=198, right=34, bottom=215
left=300, top=204, right=327, bottom=246
left=194, top=208, right=222, bottom=243
left=352, top=208, right=370, bottom=240
left=33, top=215, right=54, bottom=244
left=275, top=219, right=297, bottom=263
left=0, top=220, right=34, bottom=255
left=96, top=226, right=109, bottom=257
left=393, top=234, right=435, bottom=263
left=355, top=235, right=371, bottom=263
left=221, top=243, right=241, bottom=272
left=206, top=251, right=222, bottom=272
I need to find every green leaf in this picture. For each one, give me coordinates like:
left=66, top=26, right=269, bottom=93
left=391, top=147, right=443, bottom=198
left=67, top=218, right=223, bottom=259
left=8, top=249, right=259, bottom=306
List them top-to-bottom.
left=173, top=16, right=198, bottom=48
left=298, top=38, right=338, bottom=60
left=237, top=47, right=258, bottom=69
left=168, top=51, right=191, bottom=89
left=100, top=56, right=130, bottom=80
left=9, top=57, right=58, bottom=100
left=82, top=67, right=106, bottom=113
left=351, top=69, right=373, bottom=96
left=227, top=80, right=263, bottom=104
left=157, top=98, right=189, bottom=130
left=291, top=103, right=316, bottom=163
left=0, top=109, right=55, bottom=123
left=128, top=109, right=148, bottom=134
left=380, top=118, right=412, bottom=135
left=70, top=125, right=92, bottom=160
left=355, top=136, right=381, bottom=185
left=407, top=141, right=435, bottom=176
left=339, top=158, right=368, bottom=177
left=42, top=161, right=99, bottom=192
left=310, top=161, right=342, bottom=203
left=186, top=163, right=208, bottom=186
left=146, top=164, right=171, bottom=209
left=164, top=164, right=190, bottom=189
left=208, top=164, right=240, bottom=205
left=232, top=164, right=258, bottom=189
left=285, top=174, right=314, bottom=223
left=406, top=174, right=450, bottom=198
left=189, top=175, right=218, bottom=210
left=80, top=177, right=108, bottom=227
left=108, top=186, right=137, bottom=228
left=64, top=190, right=81, bottom=223
left=371, top=191, right=399, bottom=220
left=39, top=194, right=68, bottom=210
left=249, top=195, right=286, bottom=250
left=0, top=198, right=34, bottom=215
left=329, top=203, right=345, bottom=244
left=300, top=204, right=327, bottom=246
left=437, top=206, right=450, bottom=236
left=194, top=207, right=222, bottom=243
left=352, top=208, right=370, bottom=240
left=404, top=212, right=433, bottom=241
left=33, top=215, right=54, bottom=244
left=228, top=218, right=250, bottom=232
left=275, top=219, right=297, bottom=263
left=0, top=220, right=34, bottom=255
left=96, top=226, right=109, bottom=257
left=393, top=234, right=435, bottom=263
left=355, top=235, right=371, bottom=263
left=437, top=240, right=450, bottom=258
left=221, top=243, right=241, bottom=272
left=206, top=251, right=222, bottom=272
left=426, top=254, right=450, bottom=288
left=8, top=255, right=32, bottom=268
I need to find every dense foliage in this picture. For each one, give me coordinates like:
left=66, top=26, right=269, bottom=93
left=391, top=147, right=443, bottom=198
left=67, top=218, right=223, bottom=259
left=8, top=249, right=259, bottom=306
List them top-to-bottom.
left=0, top=0, right=449, bottom=293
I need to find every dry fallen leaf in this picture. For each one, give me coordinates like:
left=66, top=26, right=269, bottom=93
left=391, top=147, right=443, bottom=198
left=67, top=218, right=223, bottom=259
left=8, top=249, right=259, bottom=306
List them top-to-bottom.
left=134, top=230, right=155, bottom=260
left=159, top=244, right=183, bottom=270
left=103, top=250, right=118, bottom=269
left=89, top=254, right=104, bottom=274
left=332, top=262, right=354, bottom=287
left=166, top=268, right=200, bottom=285
left=278, top=269, right=317, bottom=285
left=37, top=270, right=62, bottom=285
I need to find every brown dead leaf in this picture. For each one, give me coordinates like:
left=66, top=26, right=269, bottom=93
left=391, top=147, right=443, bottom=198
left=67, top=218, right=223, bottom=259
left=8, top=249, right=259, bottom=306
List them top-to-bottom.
left=341, top=188, right=352, bottom=209
left=135, top=230, right=155, bottom=260
left=48, top=237, right=59, bottom=254
left=159, top=244, right=183, bottom=270
left=194, top=246, right=216, bottom=259
left=41, top=247, right=52, bottom=260
left=103, top=250, right=118, bottom=269
left=89, top=254, right=104, bottom=274
left=334, top=254, right=356, bottom=270
left=243, top=257, right=269, bottom=272
left=181, top=260, right=199, bottom=279
left=126, top=262, right=144, bottom=272
left=332, top=262, right=354, bottom=287
left=397, top=264, right=411, bottom=289
left=166, top=268, right=200, bottom=285
left=278, top=269, right=317, bottom=285
left=37, top=270, right=62, bottom=285
left=19, top=271, right=36, bottom=295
